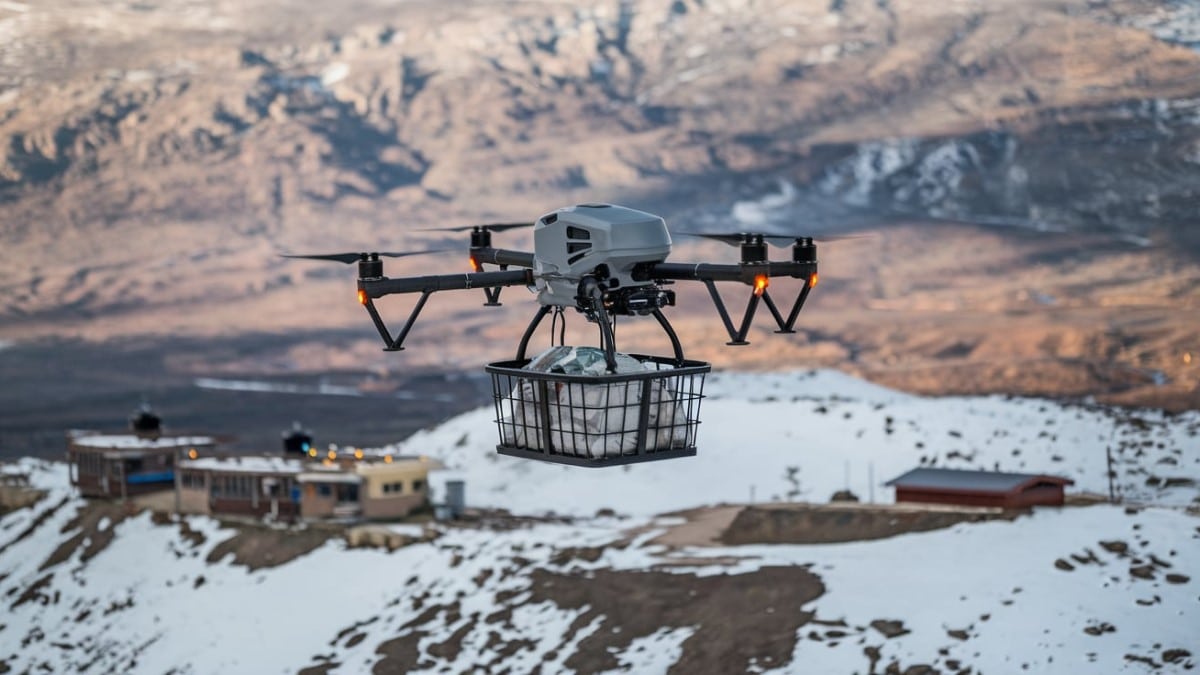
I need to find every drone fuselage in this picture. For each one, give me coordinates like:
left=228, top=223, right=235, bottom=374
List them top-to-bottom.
left=532, top=204, right=671, bottom=311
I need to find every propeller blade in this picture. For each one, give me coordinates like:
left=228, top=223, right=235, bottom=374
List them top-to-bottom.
left=416, top=222, right=533, bottom=233
left=675, top=231, right=871, bottom=247
left=676, top=232, right=747, bottom=247
left=764, top=233, right=873, bottom=245
left=280, top=249, right=446, bottom=264
left=376, top=249, right=448, bottom=258
left=281, top=253, right=364, bottom=264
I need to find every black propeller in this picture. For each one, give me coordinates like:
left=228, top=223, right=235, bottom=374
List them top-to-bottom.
left=416, top=222, right=533, bottom=233
left=675, top=232, right=869, bottom=247
left=281, top=250, right=446, bottom=264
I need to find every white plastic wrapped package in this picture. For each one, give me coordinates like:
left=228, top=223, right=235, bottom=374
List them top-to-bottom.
left=500, top=346, right=689, bottom=457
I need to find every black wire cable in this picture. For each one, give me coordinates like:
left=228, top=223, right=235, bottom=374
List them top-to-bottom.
left=550, top=306, right=566, bottom=346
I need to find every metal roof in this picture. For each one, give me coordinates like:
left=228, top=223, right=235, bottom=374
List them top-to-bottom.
left=72, top=434, right=216, bottom=450
left=182, top=456, right=303, bottom=475
left=884, top=467, right=1073, bottom=494
left=297, top=472, right=363, bottom=485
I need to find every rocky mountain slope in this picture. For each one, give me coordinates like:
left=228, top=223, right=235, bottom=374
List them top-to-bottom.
left=1, top=0, right=1198, bottom=411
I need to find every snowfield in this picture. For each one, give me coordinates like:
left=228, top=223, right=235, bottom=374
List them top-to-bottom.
left=1, top=369, right=1197, bottom=674
left=414, top=369, right=1200, bottom=516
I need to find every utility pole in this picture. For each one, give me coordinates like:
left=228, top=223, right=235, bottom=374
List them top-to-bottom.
left=1106, top=444, right=1116, bottom=503
left=174, top=447, right=182, bottom=517
left=868, top=462, right=875, bottom=504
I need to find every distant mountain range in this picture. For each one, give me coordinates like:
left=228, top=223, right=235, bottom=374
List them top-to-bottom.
left=1, top=0, right=1198, bottom=411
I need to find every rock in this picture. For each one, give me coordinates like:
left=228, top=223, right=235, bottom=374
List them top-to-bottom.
left=830, top=490, right=859, bottom=503
left=1099, top=540, right=1128, bottom=554
left=1070, top=549, right=1100, bottom=565
left=1149, top=554, right=1172, bottom=568
left=1054, top=558, right=1075, bottom=571
left=1129, top=565, right=1156, bottom=580
left=1164, top=573, right=1190, bottom=584
left=870, top=619, right=911, bottom=639
left=1083, top=622, right=1116, bottom=636
left=864, top=645, right=882, bottom=671
left=1162, top=649, right=1191, bottom=664
left=1124, top=653, right=1159, bottom=667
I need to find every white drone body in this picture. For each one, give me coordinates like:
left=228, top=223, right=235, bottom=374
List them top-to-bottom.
left=531, top=204, right=672, bottom=309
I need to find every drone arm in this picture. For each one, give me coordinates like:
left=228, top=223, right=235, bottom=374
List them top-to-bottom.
left=466, top=247, right=534, bottom=306
left=469, top=247, right=535, bottom=269
left=640, top=260, right=815, bottom=283
left=641, top=260, right=818, bottom=345
left=355, top=269, right=534, bottom=351
left=361, top=269, right=534, bottom=298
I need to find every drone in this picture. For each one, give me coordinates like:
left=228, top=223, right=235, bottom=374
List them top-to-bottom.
left=285, top=203, right=820, bottom=467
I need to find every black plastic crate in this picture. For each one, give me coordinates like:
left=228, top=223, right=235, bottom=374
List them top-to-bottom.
left=486, top=355, right=710, bottom=467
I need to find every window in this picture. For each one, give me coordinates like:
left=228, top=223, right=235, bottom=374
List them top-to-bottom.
left=77, top=452, right=104, bottom=476
left=181, top=471, right=204, bottom=489
left=210, top=475, right=254, bottom=499
left=267, top=478, right=294, bottom=500
left=412, top=479, right=424, bottom=492
left=317, top=484, right=332, bottom=497
left=336, top=484, right=359, bottom=504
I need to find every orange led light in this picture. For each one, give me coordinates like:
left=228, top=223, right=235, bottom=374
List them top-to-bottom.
left=469, top=255, right=481, bottom=273
left=809, top=272, right=819, bottom=288
left=753, top=274, right=769, bottom=297
left=357, top=289, right=368, bottom=305
left=187, top=448, right=198, bottom=460
left=327, top=449, right=337, bottom=460
left=354, top=449, right=364, bottom=460
left=384, top=454, right=393, bottom=463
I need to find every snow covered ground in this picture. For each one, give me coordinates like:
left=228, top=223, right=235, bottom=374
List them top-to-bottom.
left=1, top=369, right=1197, bottom=674
left=413, top=369, right=1200, bottom=516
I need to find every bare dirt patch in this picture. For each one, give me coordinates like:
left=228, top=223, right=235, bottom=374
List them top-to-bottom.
left=0, top=486, right=44, bottom=516
left=0, top=496, right=68, bottom=557
left=39, top=500, right=137, bottom=571
left=698, top=502, right=1016, bottom=546
left=652, top=505, right=744, bottom=547
left=204, top=521, right=337, bottom=571
left=529, top=565, right=824, bottom=674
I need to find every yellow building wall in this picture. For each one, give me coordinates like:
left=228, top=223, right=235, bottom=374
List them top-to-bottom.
left=356, top=460, right=431, bottom=520
left=356, top=461, right=429, bottom=497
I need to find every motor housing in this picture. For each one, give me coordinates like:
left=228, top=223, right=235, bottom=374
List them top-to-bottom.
left=532, top=204, right=672, bottom=310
